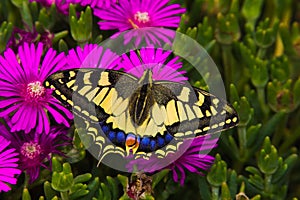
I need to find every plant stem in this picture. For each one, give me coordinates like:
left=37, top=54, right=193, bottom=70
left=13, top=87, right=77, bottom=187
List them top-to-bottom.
left=221, top=45, right=233, bottom=91
left=257, top=47, right=266, bottom=58
left=257, top=86, right=269, bottom=120
left=272, top=113, right=288, bottom=146
left=238, top=126, right=247, bottom=161
left=24, top=173, right=30, bottom=188
left=264, top=174, right=272, bottom=194
left=211, top=186, right=220, bottom=200
left=61, top=191, right=69, bottom=200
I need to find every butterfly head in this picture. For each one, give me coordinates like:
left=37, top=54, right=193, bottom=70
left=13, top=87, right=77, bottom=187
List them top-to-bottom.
left=138, top=69, right=153, bottom=86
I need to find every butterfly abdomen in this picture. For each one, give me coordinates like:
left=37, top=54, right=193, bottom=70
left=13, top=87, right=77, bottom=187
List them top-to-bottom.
left=129, top=83, right=155, bottom=126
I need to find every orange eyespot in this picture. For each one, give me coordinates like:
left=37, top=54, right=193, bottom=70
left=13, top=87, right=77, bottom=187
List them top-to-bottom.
left=125, top=134, right=140, bottom=155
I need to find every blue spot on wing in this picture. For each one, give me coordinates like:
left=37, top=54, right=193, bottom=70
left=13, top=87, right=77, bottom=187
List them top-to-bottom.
left=102, top=124, right=110, bottom=134
left=108, top=131, right=116, bottom=142
left=116, top=131, right=125, bottom=145
left=165, top=133, right=173, bottom=143
left=157, top=136, right=165, bottom=148
left=140, top=137, right=150, bottom=149
left=150, top=140, right=156, bottom=151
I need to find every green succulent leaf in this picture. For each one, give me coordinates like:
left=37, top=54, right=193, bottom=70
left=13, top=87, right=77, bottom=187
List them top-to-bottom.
left=69, top=5, right=92, bottom=44
left=216, top=13, right=240, bottom=45
left=207, top=154, right=227, bottom=187
left=44, top=181, right=57, bottom=200
left=22, top=188, right=31, bottom=200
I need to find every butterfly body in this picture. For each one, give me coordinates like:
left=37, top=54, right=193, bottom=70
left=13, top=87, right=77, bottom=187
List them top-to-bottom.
left=45, top=68, right=238, bottom=159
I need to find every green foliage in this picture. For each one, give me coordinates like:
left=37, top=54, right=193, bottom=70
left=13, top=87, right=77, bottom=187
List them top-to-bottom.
left=69, top=5, right=92, bottom=45
left=0, top=21, right=12, bottom=52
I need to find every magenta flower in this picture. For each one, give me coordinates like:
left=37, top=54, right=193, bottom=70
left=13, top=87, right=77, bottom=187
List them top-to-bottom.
left=94, top=0, right=185, bottom=31
left=94, top=0, right=185, bottom=45
left=7, top=27, right=54, bottom=51
left=121, top=27, right=177, bottom=46
left=0, top=43, right=73, bottom=134
left=67, top=44, right=121, bottom=70
left=119, top=47, right=187, bottom=82
left=0, top=124, right=70, bottom=183
left=0, top=135, right=21, bottom=192
left=128, top=135, right=218, bottom=186
left=167, top=135, right=217, bottom=186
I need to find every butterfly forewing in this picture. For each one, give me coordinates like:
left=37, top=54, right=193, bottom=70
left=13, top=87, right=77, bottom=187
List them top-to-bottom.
left=152, top=81, right=238, bottom=136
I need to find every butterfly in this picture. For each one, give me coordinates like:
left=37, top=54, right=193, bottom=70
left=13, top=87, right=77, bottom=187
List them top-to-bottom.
left=44, top=68, right=238, bottom=160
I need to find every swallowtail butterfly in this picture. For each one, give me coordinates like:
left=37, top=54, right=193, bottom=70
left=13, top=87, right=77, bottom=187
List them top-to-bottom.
left=45, top=68, right=238, bottom=160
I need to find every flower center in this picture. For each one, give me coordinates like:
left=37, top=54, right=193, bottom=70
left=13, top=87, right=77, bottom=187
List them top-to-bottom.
left=134, top=11, right=150, bottom=23
left=27, top=81, right=45, bottom=99
left=21, top=142, right=42, bottom=160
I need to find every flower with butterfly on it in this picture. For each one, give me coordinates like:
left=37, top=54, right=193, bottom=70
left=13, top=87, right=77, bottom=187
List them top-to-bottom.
left=94, top=0, right=186, bottom=45
left=0, top=42, right=73, bottom=134
left=67, top=44, right=121, bottom=70
left=119, top=47, right=187, bottom=83
left=0, top=124, right=70, bottom=183
left=127, top=134, right=218, bottom=186
left=0, top=135, right=21, bottom=192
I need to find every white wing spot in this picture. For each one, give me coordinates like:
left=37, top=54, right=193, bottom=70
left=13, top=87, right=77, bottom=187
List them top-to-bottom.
left=98, top=72, right=111, bottom=86
left=66, top=79, right=75, bottom=88
left=78, top=85, right=92, bottom=96
left=93, top=87, right=109, bottom=105
left=177, top=87, right=190, bottom=102
left=196, top=92, right=205, bottom=106
left=212, top=98, right=220, bottom=106
left=165, top=100, right=179, bottom=125
left=177, top=101, right=188, bottom=121
left=152, top=103, right=165, bottom=125
left=185, top=104, right=196, bottom=120
left=193, top=106, right=204, bottom=118
left=210, top=106, right=218, bottom=115
left=205, top=110, right=211, bottom=117
left=232, top=117, right=238, bottom=122
left=226, top=119, right=231, bottom=124
left=211, top=124, right=219, bottom=129
left=203, top=126, right=210, bottom=131
left=174, top=132, right=184, bottom=137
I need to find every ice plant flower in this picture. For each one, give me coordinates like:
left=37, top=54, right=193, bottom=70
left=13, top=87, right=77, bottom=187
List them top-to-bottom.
left=94, top=0, right=186, bottom=45
left=94, top=0, right=185, bottom=31
left=7, top=27, right=54, bottom=51
left=0, top=43, right=73, bottom=134
left=67, top=44, right=121, bottom=70
left=119, top=47, right=187, bottom=82
left=0, top=124, right=70, bottom=183
left=0, top=135, right=21, bottom=192
left=127, top=135, right=218, bottom=186
left=167, top=135, right=217, bottom=185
